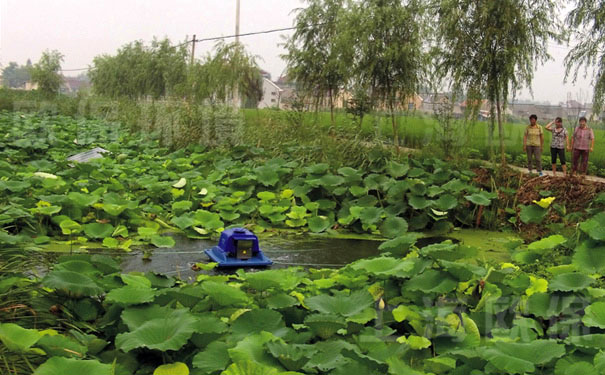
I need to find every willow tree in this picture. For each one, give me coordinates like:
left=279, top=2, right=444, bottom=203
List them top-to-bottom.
left=284, top=0, right=351, bottom=122
left=351, top=0, right=426, bottom=147
left=433, top=0, right=562, bottom=164
left=566, top=0, right=605, bottom=115
left=89, top=38, right=188, bottom=99
left=188, top=41, right=262, bottom=105
left=30, top=50, right=64, bottom=96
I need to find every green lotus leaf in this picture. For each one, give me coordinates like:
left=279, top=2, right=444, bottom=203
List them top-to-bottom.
left=385, top=161, right=409, bottom=178
left=305, top=163, right=329, bottom=175
left=254, top=166, right=279, bottom=186
left=337, top=167, right=363, bottom=183
left=319, top=174, right=345, bottom=187
left=409, top=181, right=426, bottom=196
left=349, top=185, right=368, bottom=197
left=427, top=185, right=445, bottom=198
left=257, top=191, right=276, bottom=201
left=67, top=192, right=99, bottom=207
left=464, top=192, right=492, bottom=206
left=435, top=194, right=458, bottom=211
left=408, top=195, right=431, bottom=210
left=172, top=200, right=193, bottom=213
left=101, top=203, right=127, bottom=216
left=519, top=204, right=547, bottom=224
left=34, top=205, right=62, bottom=215
left=360, top=207, right=382, bottom=226
left=579, top=213, right=605, bottom=240
left=170, top=214, right=196, bottom=230
left=308, top=215, right=331, bottom=233
left=379, top=217, right=408, bottom=238
left=59, top=219, right=82, bottom=235
left=83, top=223, right=114, bottom=239
left=137, top=226, right=157, bottom=238
left=378, top=233, right=418, bottom=256
left=151, top=235, right=176, bottom=248
left=527, top=235, right=566, bottom=253
left=102, top=237, right=119, bottom=248
left=572, top=241, right=605, bottom=274
left=351, top=257, right=417, bottom=278
left=439, top=260, right=487, bottom=281
left=242, top=269, right=302, bottom=291
left=404, top=269, right=457, bottom=294
left=42, top=270, right=103, bottom=297
left=549, top=273, right=593, bottom=292
left=201, top=281, right=248, bottom=306
left=106, top=285, right=156, bottom=305
left=305, top=290, right=373, bottom=317
left=525, top=292, right=576, bottom=318
left=266, top=293, right=299, bottom=309
left=582, top=302, right=605, bottom=329
left=121, top=305, right=174, bottom=330
left=115, top=309, right=198, bottom=352
left=231, top=309, right=285, bottom=340
left=304, top=313, right=347, bottom=340
left=0, top=323, right=41, bottom=352
left=228, top=331, right=282, bottom=369
left=36, top=334, right=87, bottom=358
left=566, top=334, right=605, bottom=349
left=397, top=335, right=431, bottom=350
left=481, top=340, right=565, bottom=374
left=193, top=341, right=231, bottom=373
left=266, top=341, right=315, bottom=371
left=33, top=357, right=112, bottom=375
left=221, top=361, right=281, bottom=375
left=153, top=362, right=189, bottom=375
left=557, top=362, right=599, bottom=375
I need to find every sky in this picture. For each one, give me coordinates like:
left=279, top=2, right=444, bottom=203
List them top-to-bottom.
left=0, top=0, right=595, bottom=105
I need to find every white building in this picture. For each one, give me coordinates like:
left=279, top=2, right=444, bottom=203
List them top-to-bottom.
left=258, top=78, right=283, bottom=109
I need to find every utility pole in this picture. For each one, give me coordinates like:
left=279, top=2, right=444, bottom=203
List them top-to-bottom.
left=233, top=0, right=241, bottom=108
left=235, top=0, right=241, bottom=43
left=190, top=34, right=196, bottom=66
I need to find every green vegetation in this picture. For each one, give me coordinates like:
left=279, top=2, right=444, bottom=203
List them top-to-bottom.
left=29, top=50, right=65, bottom=97
left=1, top=111, right=605, bottom=374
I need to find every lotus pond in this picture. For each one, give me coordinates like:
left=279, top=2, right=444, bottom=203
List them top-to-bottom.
left=2, top=112, right=605, bottom=375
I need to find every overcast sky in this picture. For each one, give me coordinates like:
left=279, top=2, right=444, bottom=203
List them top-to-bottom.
left=0, top=0, right=595, bottom=104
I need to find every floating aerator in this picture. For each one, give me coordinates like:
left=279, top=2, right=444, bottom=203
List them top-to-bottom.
left=204, top=228, right=272, bottom=267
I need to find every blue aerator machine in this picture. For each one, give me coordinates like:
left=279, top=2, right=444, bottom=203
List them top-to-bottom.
left=204, top=228, right=272, bottom=268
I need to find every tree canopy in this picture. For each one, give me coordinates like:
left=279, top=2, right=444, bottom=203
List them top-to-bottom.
left=433, top=0, right=562, bottom=162
left=566, top=0, right=605, bottom=115
left=30, top=50, right=64, bottom=96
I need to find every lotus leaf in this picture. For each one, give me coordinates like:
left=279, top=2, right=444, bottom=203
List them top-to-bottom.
left=520, top=204, right=548, bottom=224
left=379, top=217, right=408, bottom=238
left=83, top=223, right=114, bottom=239
left=150, top=234, right=176, bottom=248
left=527, top=235, right=566, bottom=253
left=573, top=241, right=605, bottom=274
left=404, top=269, right=458, bottom=294
left=42, top=270, right=104, bottom=297
left=549, top=273, right=593, bottom=292
left=201, top=281, right=248, bottom=306
left=106, top=285, right=156, bottom=305
left=305, top=290, right=373, bottom=317
left=582, top=302, right=605, bottom=329
left=115, top=308, right=198, bottom=352
left=304, top=314, right=347, bottom=339
left=0, top=323, right=41, bottom=352
left=36, top=334, right=87, bottom=358
left=193, top=341, right=231, bottom=373
left=33, top=357, right=112, bottom=375
left=153, top=362, right=189, bottom=375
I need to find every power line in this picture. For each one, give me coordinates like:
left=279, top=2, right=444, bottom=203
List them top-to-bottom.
left=193, top=25, right=298, bottom=43
left=60, top=67, right=89, bottom=72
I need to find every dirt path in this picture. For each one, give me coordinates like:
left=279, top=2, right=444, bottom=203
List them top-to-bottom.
left=507, top=165, right=605, bottom=184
